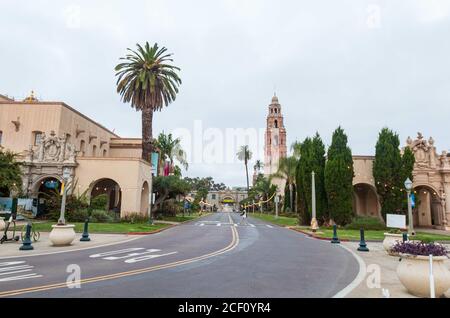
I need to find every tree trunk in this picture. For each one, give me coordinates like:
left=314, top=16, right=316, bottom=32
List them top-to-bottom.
left=142, top=107, right=154, bottom=162
left=245, top=162, right=249, bottom=191
left=289, top=183, right=293, bottom=212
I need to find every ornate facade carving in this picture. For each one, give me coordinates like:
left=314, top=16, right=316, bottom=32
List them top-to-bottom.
left=21, top=130, right=78, bottom=196
left=404, top=132, right=450, bottom=229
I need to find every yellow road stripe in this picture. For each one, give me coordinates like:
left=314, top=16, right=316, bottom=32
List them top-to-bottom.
left=0, top=225, right=239, bottom=297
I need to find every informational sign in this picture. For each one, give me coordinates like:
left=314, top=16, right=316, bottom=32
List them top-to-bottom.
left=151, top=152, right=159, bottom=176
left=63, top=167, right=71, bottom=180
left=410, top=193, right=415, bottom=209
left=274, top=195, right=280, bottom=203
left=386, top=214, right=406, bottom=229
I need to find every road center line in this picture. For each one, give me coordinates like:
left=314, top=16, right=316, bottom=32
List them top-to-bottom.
left=0, top=219, right=240, bottom=298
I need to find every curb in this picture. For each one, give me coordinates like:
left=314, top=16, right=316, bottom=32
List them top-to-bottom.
left=126, top=213, right=212, bottom=235
left=287, top=227, right=351, bottom=242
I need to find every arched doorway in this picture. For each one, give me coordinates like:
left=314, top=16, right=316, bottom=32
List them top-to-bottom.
left=34, top=176, right=62, bottom=217
left=90, top=178, right=122, bottom=216
left=140, top=181, right=149, bottom=215
left=352, top=183, right=381, bottom=220
left=413, top=185, right=443, bottom=228
left=221, top=196, right=235, bottom=211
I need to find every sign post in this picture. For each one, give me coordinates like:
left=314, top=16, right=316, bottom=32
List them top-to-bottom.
left=58, top=168, right=71, bottom=225
left=274, top=195, right=279, bottom=219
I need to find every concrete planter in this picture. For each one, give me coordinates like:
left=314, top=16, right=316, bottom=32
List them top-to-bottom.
left=0, top=217, right=5, bottom=231
left=49, top=224, right=76, bottom=246
left=383, top=233, right=405, bottom=254
left=397, top=254, right=450, bottom=298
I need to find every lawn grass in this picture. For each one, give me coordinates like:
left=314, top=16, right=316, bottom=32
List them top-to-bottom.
left=160, top=212, right=209, bottom=223
left=250, top=213, right=450, bottom=242
left=250, top=213, right=299, bottom=227
left=30, top=222, right=171, bottom=234
left=294, top=226, right=450, bottom=242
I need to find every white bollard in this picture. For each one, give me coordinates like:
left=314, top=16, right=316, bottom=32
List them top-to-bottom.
left=429, top=254, right=435, bottom=298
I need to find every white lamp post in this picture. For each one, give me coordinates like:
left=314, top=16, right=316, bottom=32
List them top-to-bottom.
left=311, top=171, right=319, bottom=232
left=404, top=177, right=415, bottom=235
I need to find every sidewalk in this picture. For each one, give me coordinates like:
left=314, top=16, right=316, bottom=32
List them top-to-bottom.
left=0, top=231, right=142, bottom=259
left=342, top=241, right=450, bottom=298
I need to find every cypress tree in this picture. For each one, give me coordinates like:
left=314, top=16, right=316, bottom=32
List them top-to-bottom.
left=324, top=127, right=354, bottom=225
left=373, top=128, right=415, bottom=221
left=311, top=133, right=328, bottom=221
left=294, top=134, right=327, bottom=224
left=296, top=138, right=312, bottom=224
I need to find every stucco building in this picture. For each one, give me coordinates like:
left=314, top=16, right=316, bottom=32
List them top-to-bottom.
left=0, top=92, right=151, bottom=218
left=260, top=94, right=450, bottom=231
left=352, top=133, right=450, bottom=231
left=187, top=188, right=248, bottom=211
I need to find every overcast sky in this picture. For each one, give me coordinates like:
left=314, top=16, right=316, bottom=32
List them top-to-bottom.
left=1, top=0, right=450, bottom=187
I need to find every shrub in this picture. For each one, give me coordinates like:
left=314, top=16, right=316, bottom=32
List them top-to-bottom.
left=90, top=194, right=108, bottom=210
left=66, top=209, right=89, bottom=222
left=90, top=210, right=114, bottom=223
left=121, top=213, right=148, bottom=224
left=344, top=216, right=386, bottom=231
left=391, top=241, right=449, bottom=257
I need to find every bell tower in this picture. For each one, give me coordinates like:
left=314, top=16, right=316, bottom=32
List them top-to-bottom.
left=264, top=94, right=287, bottom=177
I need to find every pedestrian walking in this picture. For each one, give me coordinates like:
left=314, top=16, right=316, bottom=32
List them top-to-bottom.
left=239, top=208, right=248, bottom=225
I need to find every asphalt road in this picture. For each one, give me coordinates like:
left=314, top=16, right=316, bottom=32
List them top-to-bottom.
left=0, top=212, right=359, bottom=298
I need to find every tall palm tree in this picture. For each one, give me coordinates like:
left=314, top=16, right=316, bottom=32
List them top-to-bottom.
left=115, top=42, right=182, bottom=162
left=154, top=131, right=188, bottom=175
left=237, top=145, right=253, bottom=191
left=271, top=156, right=298, bottom=211
left=253, top=160, right=264, bottom=174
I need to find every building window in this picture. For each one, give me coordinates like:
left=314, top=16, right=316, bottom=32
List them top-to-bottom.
left=274, top=120, right=278, bottom=128
left=0, top=131, right=2, bottom=145
left=34, top=131, right=43, bottom=146
left=65, top=133, right=71, bottom=144
left=80, top=140, right=86, bottom=156
left=92, top=145, right=97, bottom=156
left=103, top=149, right=107, bottom=157
left=212, top=194, right=216, bottom=200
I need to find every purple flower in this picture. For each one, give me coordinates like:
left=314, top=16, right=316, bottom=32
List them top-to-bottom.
left=390, top=241, right=449, bottom=257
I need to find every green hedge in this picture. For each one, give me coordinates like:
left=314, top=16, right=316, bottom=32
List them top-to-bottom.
left=344, top=216, right=386, bottom=231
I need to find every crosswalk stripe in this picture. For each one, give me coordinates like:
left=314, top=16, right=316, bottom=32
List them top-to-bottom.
left=199, top=223, right=205, bottom=227
left=216, top=223, right=221, bottom=227
left=249, top=224, right=255, bottom=228
left=266, top=225, right=274, bottom=228
left=0, top=261, right=26, bottom=267
left=0, top=265, right=33, bottom=273
left=0, top=269, right=33, bottom=276
left=0, top=274, right=43, bottom=282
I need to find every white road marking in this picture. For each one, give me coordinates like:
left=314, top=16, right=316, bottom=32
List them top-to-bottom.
left=199, top=223, right=205, bottom=227
left=217, top=223, right=221, bottom=227
left=234, top=224, right=238, bottom=227
left=249, top=224, right=255, bottom=228
left=266, top=225, right=274, bottom=228
left=333, top=244, right=367, bottom=298
left=89, top=248, right=145, bottom=258
left=103, top=249, right=161, bottom=261
left=125, top=252, right=178, bottom=264
left=0, top=261, right=26, bottom=267
left=0, top=261, right=42, bottom=282
left=0, top=265, right=33, bottom=272
left=0, top=269, right=33, bottom=276
left=0, top=273, right=42, bottom=282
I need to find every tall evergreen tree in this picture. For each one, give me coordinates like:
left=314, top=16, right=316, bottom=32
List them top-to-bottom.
left=324, top=127, right=354, bottom=225
left=373, top=128, right=415, bottom=221
left=310, top=133, right=328, bottom=221
left=294, top=134, right=327, bottom=224
left=296, top=137, right=312, bottom=224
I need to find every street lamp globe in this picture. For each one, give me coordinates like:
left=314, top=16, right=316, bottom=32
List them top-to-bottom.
left=404, top=178, right=413, bottom=191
